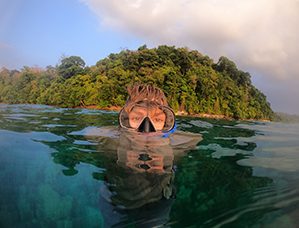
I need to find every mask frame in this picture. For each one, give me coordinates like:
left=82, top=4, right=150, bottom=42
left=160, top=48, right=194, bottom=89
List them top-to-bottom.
left=118, top=102, right=175, bottom=133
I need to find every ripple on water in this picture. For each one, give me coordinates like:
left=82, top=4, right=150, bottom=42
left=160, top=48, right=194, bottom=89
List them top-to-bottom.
left=74, top=109, right=116, bottom=115
left=3, top=113, right=38, bottom=121
left=190, top=120, right=213, bottom=128
left=42, top=124, right=77, bottom=128
left=69, top=126, right=119, bottom=138
left=30, top=131, right=66, bottom=142
left=73, top=140, right=98, bottom=146
left=197, top=143, right=253, bottom=158
left=238, top=156, right=299, bottom=172
left=206, top=185, right=299, bottom=228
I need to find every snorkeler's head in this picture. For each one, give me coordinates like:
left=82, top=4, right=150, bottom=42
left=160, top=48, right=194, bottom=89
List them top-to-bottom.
left=118, top=84, right=175, bottom=133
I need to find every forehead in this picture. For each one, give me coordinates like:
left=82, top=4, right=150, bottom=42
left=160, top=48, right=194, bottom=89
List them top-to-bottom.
left=130, top=106, right=164, bottom=116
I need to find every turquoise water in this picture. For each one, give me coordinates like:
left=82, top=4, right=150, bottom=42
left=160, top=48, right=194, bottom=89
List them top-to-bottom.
left=0, top=104, right=299, bottom=227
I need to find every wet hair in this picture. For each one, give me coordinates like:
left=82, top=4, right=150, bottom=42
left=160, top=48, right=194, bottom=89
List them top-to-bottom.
left=124, top=84, right=168, bottom=113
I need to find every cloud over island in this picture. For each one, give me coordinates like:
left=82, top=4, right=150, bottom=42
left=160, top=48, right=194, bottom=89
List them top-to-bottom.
left=82, top=0, right=299, bottom=114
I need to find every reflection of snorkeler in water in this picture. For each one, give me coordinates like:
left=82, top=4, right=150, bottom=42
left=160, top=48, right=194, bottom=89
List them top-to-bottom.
left=90, top=84, right=202, bottom=227
left=99, top=131, right=176, bottom=227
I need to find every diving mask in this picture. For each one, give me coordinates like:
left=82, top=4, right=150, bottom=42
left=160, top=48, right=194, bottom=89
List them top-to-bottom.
left=118, top=102, right=175, bottom=133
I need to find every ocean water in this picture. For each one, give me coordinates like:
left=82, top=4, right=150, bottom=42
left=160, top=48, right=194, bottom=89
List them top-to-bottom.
left=0, top=104, right=299, bottom=227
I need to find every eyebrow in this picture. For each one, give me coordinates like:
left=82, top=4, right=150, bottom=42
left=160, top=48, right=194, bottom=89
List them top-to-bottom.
left=130, top=110, right=146, bottom=116
left=152, top=112, right=165, bottom=118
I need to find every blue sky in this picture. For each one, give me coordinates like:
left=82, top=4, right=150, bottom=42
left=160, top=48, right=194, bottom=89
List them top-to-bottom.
left=0, top=0, right=143, bottom=68
left=1, top=0, right=299, bottom=114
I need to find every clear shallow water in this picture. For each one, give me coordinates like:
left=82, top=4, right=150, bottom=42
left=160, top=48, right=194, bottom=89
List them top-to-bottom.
left=0, top=104, right=299, bottom=227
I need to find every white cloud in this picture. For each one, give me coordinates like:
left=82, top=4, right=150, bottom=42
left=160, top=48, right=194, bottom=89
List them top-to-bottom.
left=82, top=0, right=299, bottom=113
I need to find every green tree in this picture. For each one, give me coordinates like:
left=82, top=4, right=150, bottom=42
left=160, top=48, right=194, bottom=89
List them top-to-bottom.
left=0, top=45, right=274, bottom=120
left=58, top=56, right=86, bottom=79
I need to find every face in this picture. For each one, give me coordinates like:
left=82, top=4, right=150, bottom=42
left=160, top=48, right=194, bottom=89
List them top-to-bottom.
left=128, top=106, right=166, bottom=131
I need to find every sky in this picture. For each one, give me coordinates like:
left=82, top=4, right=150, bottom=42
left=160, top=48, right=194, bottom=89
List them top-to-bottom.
left=1, top=0, right=299, bottom=114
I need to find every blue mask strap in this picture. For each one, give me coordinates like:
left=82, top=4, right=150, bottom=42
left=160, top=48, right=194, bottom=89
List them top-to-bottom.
left=162, top=122, right=177, bottom=138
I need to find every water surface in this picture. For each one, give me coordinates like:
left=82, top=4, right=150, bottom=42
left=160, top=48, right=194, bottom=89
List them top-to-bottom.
left=1, top=104, right=299, bottom=227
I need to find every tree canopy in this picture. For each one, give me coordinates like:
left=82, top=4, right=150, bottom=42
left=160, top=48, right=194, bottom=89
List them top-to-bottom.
left=0, top=46, right=274, bottom=120
left=57, top=56, right=85, bottom=79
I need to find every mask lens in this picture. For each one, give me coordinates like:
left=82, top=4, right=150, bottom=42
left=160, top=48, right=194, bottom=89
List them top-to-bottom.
left=118, top=104, right=175, bottom=132
left=127, top=108, right=147, bottom=129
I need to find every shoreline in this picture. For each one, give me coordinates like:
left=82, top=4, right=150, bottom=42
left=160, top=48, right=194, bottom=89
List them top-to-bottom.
left=0, top=103, right=271, bottom=122
left=74, top=105, right=270, bottom=122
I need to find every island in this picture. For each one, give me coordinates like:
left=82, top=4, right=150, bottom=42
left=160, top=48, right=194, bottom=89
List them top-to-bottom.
left=0, top=45, right=274, bottom=120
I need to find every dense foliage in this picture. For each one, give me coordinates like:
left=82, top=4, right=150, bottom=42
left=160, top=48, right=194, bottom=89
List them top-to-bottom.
left=0, top=45, right=274, bottom=119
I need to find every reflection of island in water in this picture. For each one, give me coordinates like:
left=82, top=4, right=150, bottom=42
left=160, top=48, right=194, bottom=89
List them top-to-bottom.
left=48, top=124, right=274, bottom=227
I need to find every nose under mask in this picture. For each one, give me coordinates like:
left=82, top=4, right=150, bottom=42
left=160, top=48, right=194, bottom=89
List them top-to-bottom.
left=137, top=117, right=156, bottom=133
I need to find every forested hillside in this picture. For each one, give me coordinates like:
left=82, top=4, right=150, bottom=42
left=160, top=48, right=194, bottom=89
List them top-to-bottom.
left=0, top=45, right=274, bottom=120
